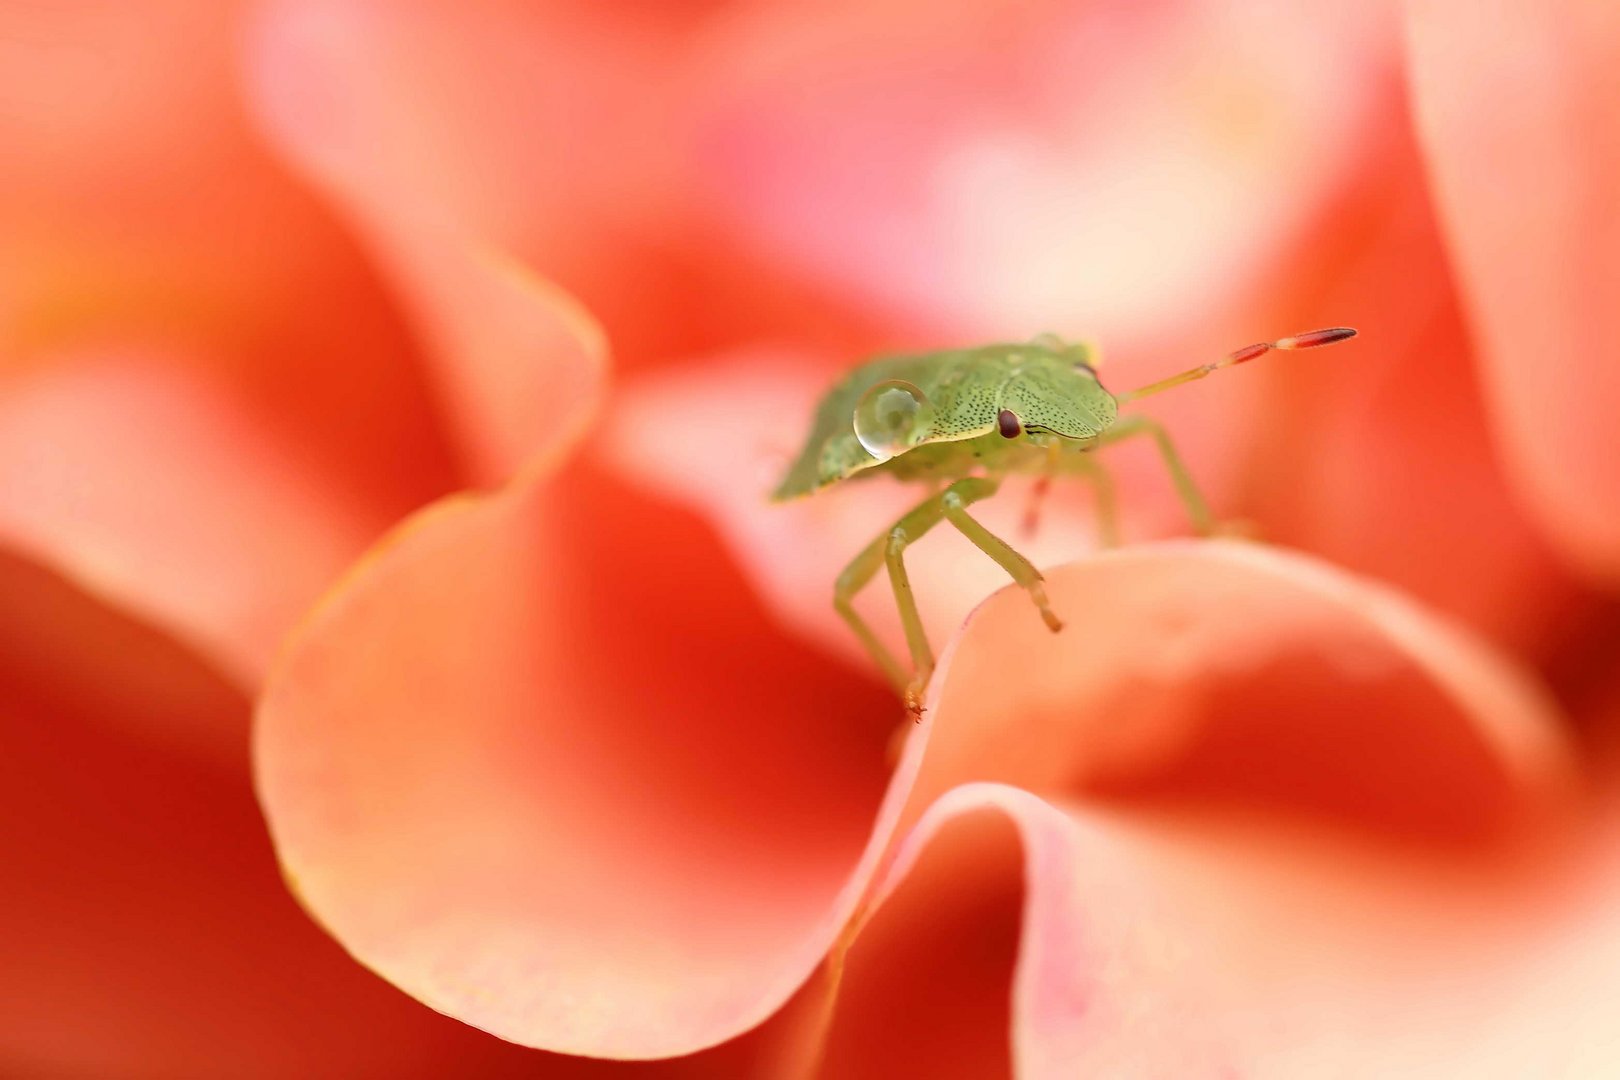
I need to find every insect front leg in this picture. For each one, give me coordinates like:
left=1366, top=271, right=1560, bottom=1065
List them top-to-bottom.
left=1096, top=415, right=1213, bottom=535
left=835, top=475, right=1062, bottom=715
left=833, top=491, right=955, bottom=711
left=883, top=522, right=935, bottom=713
left=833, top=539, right=909, bottom=695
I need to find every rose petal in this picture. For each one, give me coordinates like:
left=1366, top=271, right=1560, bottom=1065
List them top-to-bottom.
left=0, top=0, right=455, bottom=537
left=697, top=0, right=1391, bottom=344
left=1406, top=0, right=1620, bottom=580
left=247, top=1, right=630, bottom=483
left=1236, top=131, right=1580, bottom=651
left=0, top=349, right=388, bottom=686
left=256, top=463, right=901, bottom=1057
left=902, top=541, right=1574, bottom=846
left=818, top=548, right=1575, bottom=1070
left=0, top=657, right=570, bottom=1077
left=824, top=783, right=1618, bottom=1079
left=813, top=799, right=1025, bottom=1079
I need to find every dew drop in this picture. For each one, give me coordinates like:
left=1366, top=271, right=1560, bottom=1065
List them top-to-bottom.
left=853, top=379, right=935, bottom=461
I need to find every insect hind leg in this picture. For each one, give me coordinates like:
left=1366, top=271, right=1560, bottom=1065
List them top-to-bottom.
left=834, top=475, right=1062, bottom=715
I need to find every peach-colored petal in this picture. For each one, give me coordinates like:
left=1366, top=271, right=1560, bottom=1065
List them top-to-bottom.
left=247, top=0, right=623, bottom=483
left=696, top=0, right=1392, bottom=344
left=1406, top=0, right=1620, bottom=580
left=0, top=1, right=455, bottom=522
left=1236, top=143, right=1580, bottom=652
left=0, top=348, right=387, bottom=686
left=256, top=464, right=901, bottom=1057
left=902, top=541, right=1574, bottom=846
left=0, top=545, right=812, bottom=1076
left=0, top=547, right=248, bottom=765
left=812, top=550, right=1578, bottom=1070
left=0, top=652, right=569, bottom=1077
left=824, top=783, right=1620, bottom=1079
left=813, top=798, right=1025, bottom=1080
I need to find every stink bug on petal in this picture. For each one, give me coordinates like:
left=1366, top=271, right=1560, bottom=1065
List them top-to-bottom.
left=772, top=328, right=1359, bottom=714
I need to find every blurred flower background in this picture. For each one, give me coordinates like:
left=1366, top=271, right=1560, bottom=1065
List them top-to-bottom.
left=2, top=1, right=1618, bottom=1077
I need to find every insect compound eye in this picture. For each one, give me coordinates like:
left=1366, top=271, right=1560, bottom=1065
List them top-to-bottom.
left=853, top=379, right=936, bottom=462
left=997, top=409, right=1022, bottom=438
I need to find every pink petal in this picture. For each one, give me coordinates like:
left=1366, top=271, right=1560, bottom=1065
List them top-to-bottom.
left=0, top=0, right=456, bottom=527
left=697, top=0, right=1393, bottom=344
left=1406, top=0, right=1620, bottom=580
left=1, top=1, right=466, bottom=691
left=247, top=1, right=646, bottom=483
left=1239, top=145, right=1580, bottom=650
left=0, top=349, right=386, bottom=686
left=256, top=464, right=902, bottom=1057
left=902, top=541, right=1574, bottom=845
left=830, top=566, right=1577, bottom=1074
left=0, top=638, right=565, bottom=1078
left=825, top=782, right=1619, bottom=1079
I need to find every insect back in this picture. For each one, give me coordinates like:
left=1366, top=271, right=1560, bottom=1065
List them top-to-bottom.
left=771, top=339, right=1114, bottom=501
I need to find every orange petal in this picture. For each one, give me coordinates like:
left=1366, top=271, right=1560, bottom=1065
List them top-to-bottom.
left=247, top=0, right=616, bottom=483
left=696, top=0, right=1392, bottom=343
left=1407, top=0, right=1620, bottom=580
left=0, top=1, right=455, bottom=529
left=1241, top=143, right=1580, bottom=651
left=0, top=349, right=387, bottom=686
left=256, top=464, right=900, bottom=1057
left=902, top=541, right=1574, bottom=846
left=0, top=546, right=804, bottom=1077
left=832, top=572, right=1577, bottom=1074
left=0, top=669, right=565, bottom=1077
left=823, top=781, right=1620, bottom=1079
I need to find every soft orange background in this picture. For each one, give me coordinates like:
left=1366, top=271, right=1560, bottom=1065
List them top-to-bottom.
left=3, top=1, right=1618, bottom=1077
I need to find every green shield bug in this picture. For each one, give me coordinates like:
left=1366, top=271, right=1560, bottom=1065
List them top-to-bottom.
left=772, top=327, right=1358, bottom=714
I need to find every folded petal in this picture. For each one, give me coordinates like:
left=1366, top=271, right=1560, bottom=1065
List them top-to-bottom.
left=0, top=0, right=456, bottom=525
left=248, top=0, right=642, bottom=483
left=1406, top=0, right=1620, bottom=580
left=0, top=349, right=389, bottom=687
left=256, top=463, right=902, bottom=1057
left=904, top=541, right=1574, bottom=845
left=819, top=555, right=1576, bottom=1071
left=0, top=636, right=571, bottom=1078
left=823, top=782, right=1616, bottom=1079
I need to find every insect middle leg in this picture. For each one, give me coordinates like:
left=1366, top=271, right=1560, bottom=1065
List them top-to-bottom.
left=1095, top=415, right=1213, bottom=535
left=833, top=476, right=1062, bottom=712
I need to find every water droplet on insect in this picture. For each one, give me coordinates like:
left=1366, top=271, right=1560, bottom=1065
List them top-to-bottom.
left=853, top=379, right=935, bottom=461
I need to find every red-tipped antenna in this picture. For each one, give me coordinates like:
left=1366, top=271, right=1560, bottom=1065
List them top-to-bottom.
left=1115, top=327, right=1358, bottom=405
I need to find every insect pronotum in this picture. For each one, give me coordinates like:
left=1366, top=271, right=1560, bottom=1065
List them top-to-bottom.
left=772, top=327, right=1359, bottom=713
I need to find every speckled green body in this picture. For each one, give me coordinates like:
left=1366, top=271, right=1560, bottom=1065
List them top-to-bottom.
left=772, top=338, right=1117, bottom=500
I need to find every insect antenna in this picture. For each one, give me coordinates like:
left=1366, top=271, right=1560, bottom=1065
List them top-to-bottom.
left=1114, top=327, right=1358, bottom=405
